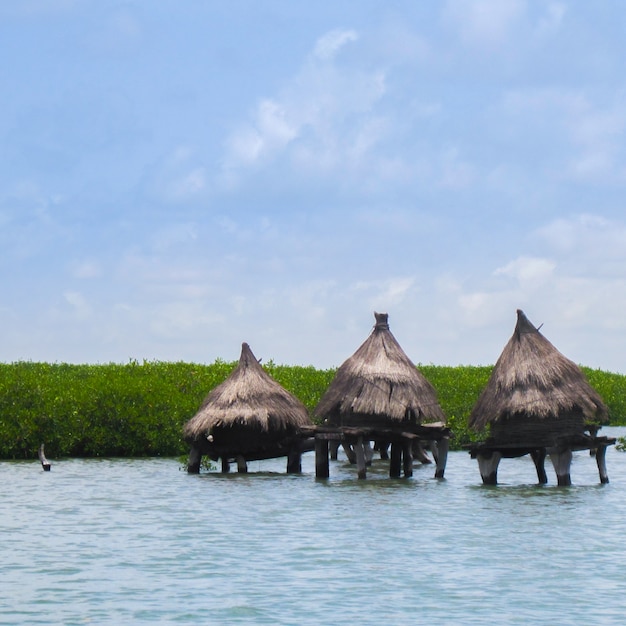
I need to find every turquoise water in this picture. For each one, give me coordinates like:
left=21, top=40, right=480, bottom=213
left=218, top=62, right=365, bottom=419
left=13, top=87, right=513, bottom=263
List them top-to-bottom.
left=2, top=428, right=626, bottom=625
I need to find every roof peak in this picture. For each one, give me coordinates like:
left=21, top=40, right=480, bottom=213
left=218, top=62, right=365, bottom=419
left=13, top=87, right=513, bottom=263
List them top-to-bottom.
left=374, top=311, right=389, bottom=330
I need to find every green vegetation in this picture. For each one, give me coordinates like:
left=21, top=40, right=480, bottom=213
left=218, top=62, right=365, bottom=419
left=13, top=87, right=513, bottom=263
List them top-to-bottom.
left=1, top=361, right=625, bottom=459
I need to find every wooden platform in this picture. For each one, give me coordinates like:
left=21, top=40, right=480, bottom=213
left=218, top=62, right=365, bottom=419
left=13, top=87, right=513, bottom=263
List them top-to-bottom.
left=302, top=422, right=451, bottom=480
left=465, top=433, right=616, bottom=486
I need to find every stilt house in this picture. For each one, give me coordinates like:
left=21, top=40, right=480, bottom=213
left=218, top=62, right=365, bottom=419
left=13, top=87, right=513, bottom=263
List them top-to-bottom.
left=468, top=309, right=613, bottom=485
left=313, top=312, right=449, bottom=479
left=183, top=342, right=312, bottom=474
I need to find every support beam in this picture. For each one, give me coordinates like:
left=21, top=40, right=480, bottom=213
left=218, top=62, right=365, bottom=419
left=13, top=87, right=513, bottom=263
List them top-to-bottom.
left=434, top=437, right=449, bottom=479
left=315, top=438, right=330, bottom=479
left=412, top=440, right=432, bottom=464
left=389, top=442, right=402, bottom=478
left=595, top=445, right=609, bottom=484
left=187, top=446, right=202, bottom=474
left=530, top=448, right=548, bottom=484
left=549, top=448, right=572, bottom=486
left=477, top=450, right=501, bottom=485
left=221, top=457, right=230, bottom=473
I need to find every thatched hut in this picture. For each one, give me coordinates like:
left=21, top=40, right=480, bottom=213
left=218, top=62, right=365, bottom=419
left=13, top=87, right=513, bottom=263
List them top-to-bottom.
left=468, top=309, right=612, bottom=485
left=470, top=309, right=608, bottom=442
left=313, top=312, right=448, bottom=479
left=183, top=342, right=312, bottom=474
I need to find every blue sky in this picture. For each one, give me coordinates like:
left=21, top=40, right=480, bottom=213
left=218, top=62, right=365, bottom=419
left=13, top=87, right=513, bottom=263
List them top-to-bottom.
left=2, top=0, right=626, bottom=372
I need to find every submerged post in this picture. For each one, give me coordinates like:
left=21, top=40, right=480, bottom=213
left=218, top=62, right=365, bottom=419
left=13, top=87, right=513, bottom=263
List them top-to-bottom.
left=355, top=436, right=367, bottom=479
left=434, top=437, right=449, bottom=479
left=315, top=438, right=330, bottom=479
left=402, top=439, right=413, bottom=477
left=389, top=442, right=402, bottom=478
left=38, top=444, right=51, bottom=472
left=595, top=444, right=609, bottom=484
left=286, top=446, right=302, bottom=474
left=549, top=448, right=572, bottom=486
left=531, top=449, right=548, bottom=484
left=477, top=450, right=501, bottom=485
left=236, top=455, right=248, bottom=473
left=221, top=457, right=231, bottom=473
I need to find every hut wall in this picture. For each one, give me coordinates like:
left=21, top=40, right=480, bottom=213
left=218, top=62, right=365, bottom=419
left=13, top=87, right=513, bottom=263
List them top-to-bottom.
left=490, top=409, right=586, bottom=445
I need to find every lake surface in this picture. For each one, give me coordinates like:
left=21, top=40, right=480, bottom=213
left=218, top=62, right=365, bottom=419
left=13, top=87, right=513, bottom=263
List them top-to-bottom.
left=2, top=428, right=626, bottom=625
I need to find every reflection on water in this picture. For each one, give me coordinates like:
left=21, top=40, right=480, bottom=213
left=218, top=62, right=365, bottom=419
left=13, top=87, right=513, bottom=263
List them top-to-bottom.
left=1, top=428, right=626, bottom=625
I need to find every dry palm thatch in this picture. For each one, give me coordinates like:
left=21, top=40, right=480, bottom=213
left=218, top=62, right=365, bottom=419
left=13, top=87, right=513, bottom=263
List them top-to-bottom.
left=469, top=309, right=608, bottom=443
left=314, top=312, right=445, bottom=428
left=183, top=343, right=311, bottom=458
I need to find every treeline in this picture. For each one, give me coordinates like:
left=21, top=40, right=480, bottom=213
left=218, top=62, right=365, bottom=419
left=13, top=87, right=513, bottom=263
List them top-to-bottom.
left=1, top=360, right=625, bottom=459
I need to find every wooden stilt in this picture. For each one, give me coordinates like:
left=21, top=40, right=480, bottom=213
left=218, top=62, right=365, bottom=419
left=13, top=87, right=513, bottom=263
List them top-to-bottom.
left=355, top=436, right=367, bottom=479
left=434, top=437, right=449, bottom=479
left=315, top=438, right=330, bottom=479
left=402, top=439, right=413, bottom=478
left=329, top=440, right=340, bottom=460
left=412, top=440, right=432, bottom=464
left=430, top=440, right=439, bottom=465
left=389, top=442, right=402, bottom=478
left=38, top=443, right=52, bottom=472
left=342, top=443, right=357, bottom=464
left=595, top=445, right=609, bottom=484
left=187, top=446, right=202, bottom=474
left=286, top=447, right=302, bottom=474
left=530, top=448, right=548, bottom=484
left=549, top=448, right=572, bottom=486
left=477, top=450, right=501, bottom=485
left=236, top=455, right=248, bottom=473
left=221, top=457, right=230, bottom=473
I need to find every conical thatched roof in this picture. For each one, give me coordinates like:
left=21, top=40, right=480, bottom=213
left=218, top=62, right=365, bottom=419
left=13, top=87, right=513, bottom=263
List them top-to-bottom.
left=469, top=309, right=608, bottom=438
left=314, top=312, right=445, bottom=427
left=183, top=342, right=311, bottom=445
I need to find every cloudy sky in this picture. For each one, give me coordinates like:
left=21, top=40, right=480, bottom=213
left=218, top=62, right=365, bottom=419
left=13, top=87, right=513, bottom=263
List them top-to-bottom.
left=2, top=1, right=626, bottom=372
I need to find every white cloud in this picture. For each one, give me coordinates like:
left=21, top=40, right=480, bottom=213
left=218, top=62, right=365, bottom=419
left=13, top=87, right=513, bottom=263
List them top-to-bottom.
left=443, top=0, right=526, bottom=47
left=313, top=29, right=358, bottom=61
left=494, top=256, right=556, bottom=284
left=64, top=291, right=91, bottom=320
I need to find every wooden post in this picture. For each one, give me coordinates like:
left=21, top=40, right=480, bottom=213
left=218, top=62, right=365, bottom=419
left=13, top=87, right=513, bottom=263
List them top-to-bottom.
left=355, top=436, right=367, bottom=479
left=434, top=437, right=449, bottom=479
left=315, top=438, right=330, bottom=479
left=402, top=439, right=413, bottom=478
left=329, top=440, right=340, bottom=460
left=430, top=440, right=439, bottom=465
left=389, top=442, right=402, bottom=478
left=38, top=444, right=51, bottom=472
left=595, top=444, right=609, bottom=484
left=187, top=446, right=202, bottom=474
left=286, top=447, right=302, bottom=474
left=549, top=448, right=572, bottom=486
left=530, top=449, right=548, bottom=484
left=477, top=450, right=501, bottom=485
left=236, top=455, right=248, bottom=473
left=221, top=457, right=230, bottom=473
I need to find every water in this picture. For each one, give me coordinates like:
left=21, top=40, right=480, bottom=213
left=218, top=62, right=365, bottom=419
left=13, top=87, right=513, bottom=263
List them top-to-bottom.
left=2, top=428, right=626, bottom=625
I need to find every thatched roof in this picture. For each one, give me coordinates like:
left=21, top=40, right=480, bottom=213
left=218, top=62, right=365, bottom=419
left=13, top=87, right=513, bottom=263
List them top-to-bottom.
left=469, top=309, right=608, bottom=433
left=314, top=312, right=445, bottom=427
left=183, top=342, right=311, bottom=443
